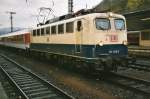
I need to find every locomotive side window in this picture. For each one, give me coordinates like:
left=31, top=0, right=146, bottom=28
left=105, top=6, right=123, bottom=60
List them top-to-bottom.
left=95, top=18, right=110, bottom=30
left=114, top=19, right=125, bottom=30
left=77, top=21, right=82, bottom=31
left=66, top=22, right=74, bottom=33
left=58, top=24, right=64, bottom=34
left=51, top=26, right=56, bottom=35
left=46, top=27, right=50, bottom=35
left=41, top=28, right=45, bottom=36
left=37, top=29, right=40, bottom=36
left=33, top=30, right=36, bottom=36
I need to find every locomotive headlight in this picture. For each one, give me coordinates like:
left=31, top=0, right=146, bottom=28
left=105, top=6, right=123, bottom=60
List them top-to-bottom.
left=108, top=12, right=113, bottom=17
left=123, top=40, right=128, bottom=45
left=99, top=41, right=103, bottom=46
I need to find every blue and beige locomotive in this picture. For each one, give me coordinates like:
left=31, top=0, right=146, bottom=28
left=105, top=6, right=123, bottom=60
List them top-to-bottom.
left=30, top=11, right=128, bottom=72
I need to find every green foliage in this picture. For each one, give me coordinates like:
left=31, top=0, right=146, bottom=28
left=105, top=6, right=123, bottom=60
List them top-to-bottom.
left=94, top=0, right=150, bottom=13
left=127, top=0, right=144, bottom=10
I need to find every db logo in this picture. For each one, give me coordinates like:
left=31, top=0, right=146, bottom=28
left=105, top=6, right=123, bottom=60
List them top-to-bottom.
left=110, top=35, right=118, bottom=42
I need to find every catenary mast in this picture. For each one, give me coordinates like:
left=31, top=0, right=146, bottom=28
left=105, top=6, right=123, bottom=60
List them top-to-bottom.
left=68, top=0, right=73, bottom=14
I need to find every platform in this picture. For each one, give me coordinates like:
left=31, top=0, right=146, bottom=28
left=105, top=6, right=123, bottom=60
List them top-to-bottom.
left=128, top=46, right=150, bottom=58
left=128, top=46, right=150, bottom=50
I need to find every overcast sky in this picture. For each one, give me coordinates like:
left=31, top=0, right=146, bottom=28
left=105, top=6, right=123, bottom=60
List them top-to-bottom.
left=0, top=0, right=102, bottom=29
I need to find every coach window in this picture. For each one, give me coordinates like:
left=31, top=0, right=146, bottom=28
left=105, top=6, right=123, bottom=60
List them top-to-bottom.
left=77, top=21, right=82, bottom=31
left=66, top=22, right=74, bottom=33
left=58, top=24, right=64, bottom=34
left=51, top=26, right=56, bottom=35
left=46, top=27, right=50, bottom=35
left=41, top=28, right=45, bottom=36
left=37, top=29, right=40, bottom=36
left=33, top=30, right=36, bottom=36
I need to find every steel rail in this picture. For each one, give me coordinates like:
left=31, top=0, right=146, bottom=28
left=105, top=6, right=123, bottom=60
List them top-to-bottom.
left=0, top=54, right=75, bottom=99
left=128, top=63, right=150, bottom=72
left=0, top=65, right=29, bottom=99
left=105, top=72, right=150, bottom=96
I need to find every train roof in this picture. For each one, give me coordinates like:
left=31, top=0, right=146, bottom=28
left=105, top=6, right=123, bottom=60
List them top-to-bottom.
left=44, top=9, right=125, bottom=25
left=34, top=12, right=125, bottom=29
left=0, top=29, right=31, bottom=38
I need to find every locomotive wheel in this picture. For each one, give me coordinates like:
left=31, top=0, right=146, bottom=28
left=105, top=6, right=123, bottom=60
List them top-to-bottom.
left=121, top=59, right=128, bottom=67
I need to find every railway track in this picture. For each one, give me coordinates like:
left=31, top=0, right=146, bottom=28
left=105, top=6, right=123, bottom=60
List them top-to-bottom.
left=0, top=54, right=74, bottom=99
left=127, top=63, right=150, bottom=72
left=106, top=72, right=150, bottom=97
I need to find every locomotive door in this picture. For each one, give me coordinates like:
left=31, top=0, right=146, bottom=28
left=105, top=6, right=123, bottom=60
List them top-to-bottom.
left=75, top=20, right=83, bottom=53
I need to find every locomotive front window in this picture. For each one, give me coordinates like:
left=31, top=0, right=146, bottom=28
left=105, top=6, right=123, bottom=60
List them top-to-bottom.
left=95, top=18, right=110, bottom=30
left=114, top=19, right=125, bottom=30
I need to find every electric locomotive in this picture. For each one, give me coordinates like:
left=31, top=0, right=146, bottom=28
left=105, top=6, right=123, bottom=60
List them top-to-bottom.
left=30, top=11, right=128, bottom=72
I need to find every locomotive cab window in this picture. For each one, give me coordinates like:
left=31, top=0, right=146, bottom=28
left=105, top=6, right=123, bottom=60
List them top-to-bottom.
left=95, top=18, right=110, bottom=30
left=114, top=19, right=125, bottom=30
left=77, top=21, right=82, bottom=31
left=58, top=24, right=64, bottom=34
left=51, top=26, right=56, bottom=35
left=41, top=28, right=45, bottom=36
left=33, top=30, right=36, bottom=36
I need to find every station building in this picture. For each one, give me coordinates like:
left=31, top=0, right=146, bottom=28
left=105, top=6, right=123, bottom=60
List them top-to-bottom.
left=124, top=9, right=150, bottom=46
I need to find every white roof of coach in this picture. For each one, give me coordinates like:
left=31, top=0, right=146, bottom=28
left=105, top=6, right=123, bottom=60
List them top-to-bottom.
left=0, top=29, right=31, bottom=38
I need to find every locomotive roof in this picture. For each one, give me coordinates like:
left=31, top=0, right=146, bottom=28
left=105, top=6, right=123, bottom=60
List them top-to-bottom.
left=34, top=12, right=125, bottom=29
left=0, top=29, right=31, bottom=38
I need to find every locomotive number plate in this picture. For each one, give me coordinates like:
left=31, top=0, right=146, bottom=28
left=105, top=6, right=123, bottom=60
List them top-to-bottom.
left=109, top=50, right=120, bottom=54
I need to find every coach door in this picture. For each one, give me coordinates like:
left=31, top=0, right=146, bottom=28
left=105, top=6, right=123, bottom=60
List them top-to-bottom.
left=75, top=20, right=83, bottom=53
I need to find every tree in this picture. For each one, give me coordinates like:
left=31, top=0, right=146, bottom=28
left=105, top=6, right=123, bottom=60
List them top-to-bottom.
left=127, top=0, right=144, bottom=10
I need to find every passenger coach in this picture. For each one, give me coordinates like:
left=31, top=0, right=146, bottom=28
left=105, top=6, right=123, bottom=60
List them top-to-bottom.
left=0, top=29, right=30, bottom=49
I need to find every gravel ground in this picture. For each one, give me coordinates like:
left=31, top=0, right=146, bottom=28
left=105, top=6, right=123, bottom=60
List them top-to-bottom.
left=0, top=50, right=149, bottom=99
